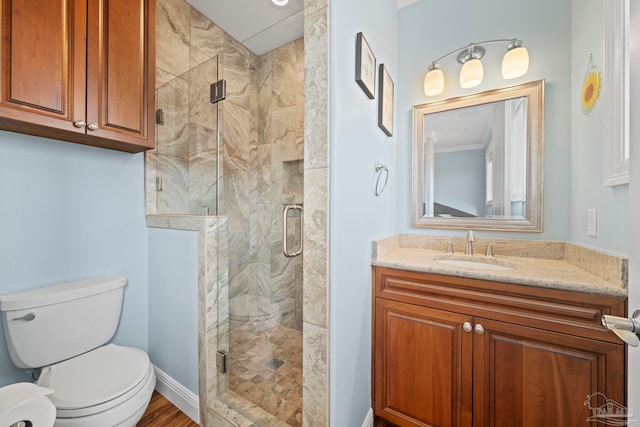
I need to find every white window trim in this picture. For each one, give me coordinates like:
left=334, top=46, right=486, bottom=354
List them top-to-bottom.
left=603, top=0, right=629, bottom=186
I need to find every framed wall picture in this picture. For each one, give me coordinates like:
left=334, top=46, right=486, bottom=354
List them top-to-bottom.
left=355, top=32, right=376, bottom=99
left=378, top=64, right=394, bottom=136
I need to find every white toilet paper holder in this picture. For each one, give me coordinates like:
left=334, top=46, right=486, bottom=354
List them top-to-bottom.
left=602, top=310, right=640, bottom=347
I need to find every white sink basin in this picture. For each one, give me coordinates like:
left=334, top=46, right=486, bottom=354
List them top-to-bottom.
left=431, top=255, right=520, bottom=271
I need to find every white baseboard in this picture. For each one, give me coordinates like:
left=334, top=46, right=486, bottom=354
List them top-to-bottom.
left=153, top=365, right=200, bottom=423
left=362, top=407, right=374, bottom=427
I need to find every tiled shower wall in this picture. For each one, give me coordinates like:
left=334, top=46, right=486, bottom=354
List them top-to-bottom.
left=153, top=0, right=303, bottom=331
left=150, top=1, right=307, bottom=424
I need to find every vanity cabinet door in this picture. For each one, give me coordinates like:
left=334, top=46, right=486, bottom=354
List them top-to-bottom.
left=0, top=0, right=87, bottom=133
left=374, top=299, right=473, bottom=427
left=472, top=318, right=625, bottom=427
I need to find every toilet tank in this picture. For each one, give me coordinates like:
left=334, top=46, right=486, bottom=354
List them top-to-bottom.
left=0, top=275, right=127, bottom=369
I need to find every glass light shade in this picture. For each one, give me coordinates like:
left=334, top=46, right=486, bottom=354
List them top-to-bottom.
left=271, top=0, right=289, bottom=6
left=502, top=47, right=529, bottom=79
left=459, top=59, right=483, bottom=89
left=424, top=68, right=445, bottom=96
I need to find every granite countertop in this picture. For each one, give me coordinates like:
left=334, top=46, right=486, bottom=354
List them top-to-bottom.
left=372, top=235, right=628, bottom=298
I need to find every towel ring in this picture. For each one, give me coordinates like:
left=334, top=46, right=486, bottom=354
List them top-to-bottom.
left=374, top=162, right=389, bottom=196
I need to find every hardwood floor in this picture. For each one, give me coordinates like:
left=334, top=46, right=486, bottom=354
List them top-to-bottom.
left=138, top=391, right=198, bottom=427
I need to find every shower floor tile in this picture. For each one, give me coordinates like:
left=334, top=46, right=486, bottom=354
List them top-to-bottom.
left=229, top=323, right=303, bottom=426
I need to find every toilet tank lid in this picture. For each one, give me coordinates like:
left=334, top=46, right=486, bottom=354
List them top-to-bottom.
left=0, top=275, right=127, bottom=312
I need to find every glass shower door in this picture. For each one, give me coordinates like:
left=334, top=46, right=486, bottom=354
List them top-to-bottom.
left=155, top=56, right=220, bottom=216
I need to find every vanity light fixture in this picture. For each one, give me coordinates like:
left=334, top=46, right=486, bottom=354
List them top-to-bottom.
left=271, top=0, right=289, bottom=6
left=423, top=38, right=529, bottom=96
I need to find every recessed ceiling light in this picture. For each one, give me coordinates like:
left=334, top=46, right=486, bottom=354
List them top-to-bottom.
left=271, top=0, right=289, bottom=7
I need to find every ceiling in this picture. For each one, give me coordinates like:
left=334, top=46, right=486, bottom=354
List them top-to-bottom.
left=186, top=0, right=304, bottom=56
left=186, top=0, right=415, bottom=56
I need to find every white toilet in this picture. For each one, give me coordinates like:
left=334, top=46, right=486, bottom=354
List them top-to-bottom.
left=0, top=275, right=156, bottom=427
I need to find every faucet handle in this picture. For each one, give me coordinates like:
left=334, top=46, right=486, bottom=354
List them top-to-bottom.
left=466, top=230, right=475, bottom=242
left=437, top=239, right=454, bottom=254
left=485, top=243, right=503, bottom=257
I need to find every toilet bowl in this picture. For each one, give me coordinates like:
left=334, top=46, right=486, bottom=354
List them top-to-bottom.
left=0, top=276, right=156, bottom=427
left=38, top=344, right=156, bottom=427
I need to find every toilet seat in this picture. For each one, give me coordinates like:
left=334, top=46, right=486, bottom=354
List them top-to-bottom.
left=37, top=344, right=152, bottom=418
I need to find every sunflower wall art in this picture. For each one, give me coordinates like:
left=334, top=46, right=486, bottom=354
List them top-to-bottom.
left=581, top=54, right=601, bottom=116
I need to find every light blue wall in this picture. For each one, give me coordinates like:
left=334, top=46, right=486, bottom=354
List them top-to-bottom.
left=329, top=0, right=398, bottom=425
left=397, top=0, right=573, bottom=241
left=570, top=0, right=627, bottom=255
left=0, top=131, right=149, bottom=386
left=148, top=228, right=199, bottom=394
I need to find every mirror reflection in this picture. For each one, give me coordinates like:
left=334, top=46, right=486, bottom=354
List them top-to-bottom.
left=412, top=80, right=544, bottom=231
left=427, top=97, right=527, bottom=219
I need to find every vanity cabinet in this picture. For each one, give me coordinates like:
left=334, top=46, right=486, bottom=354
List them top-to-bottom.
left=0, top=0, right=155, bottom=153
left=372, top=267, right=626, bottom=427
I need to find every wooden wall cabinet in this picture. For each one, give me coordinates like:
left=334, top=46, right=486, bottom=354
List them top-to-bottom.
left=0, top=0, right=155, bottom=153
left=372, top=267, right=626, bottom=427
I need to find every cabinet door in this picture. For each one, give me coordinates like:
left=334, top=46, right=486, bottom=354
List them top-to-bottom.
left=0, top=0, right=86, bottom=133
left=86, top=0, right=155, bottom=149
left=374, top=299, right=473, bottom=427
left=473, top=318, right=625, bottom=427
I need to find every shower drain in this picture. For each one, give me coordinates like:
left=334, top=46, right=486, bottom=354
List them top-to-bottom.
left=266, top=358, right=285, bottom=370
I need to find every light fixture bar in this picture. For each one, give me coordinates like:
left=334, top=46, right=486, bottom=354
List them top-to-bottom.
left=423, top=37, right=529, bottom=97
left=427, top=38, right=521, bottom=67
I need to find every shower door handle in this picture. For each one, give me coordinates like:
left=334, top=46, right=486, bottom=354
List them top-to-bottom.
left=283, top=204, right=303, bottom=258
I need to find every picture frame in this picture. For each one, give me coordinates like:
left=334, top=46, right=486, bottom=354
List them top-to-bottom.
left=355, top=32, right=376, bottom=99
left=378, top=64, right=394, bottom=136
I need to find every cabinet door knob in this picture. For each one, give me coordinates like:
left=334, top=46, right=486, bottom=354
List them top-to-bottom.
left=73, top=120, right=87, bottom=128
left=87, top=123, right=99, bottom=131
left=463, top=322, right=472, bottom=333
left=474, top=324, right=485, bottom=335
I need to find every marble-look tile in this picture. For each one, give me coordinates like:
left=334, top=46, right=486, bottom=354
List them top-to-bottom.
left=156, top=0, right=191, bottom=77
left=303, top=0, right=328, bottom=17
left=190, top=7, right=226, bottom=60
left=303, top=8, right=329, bottom=170
left=222, top=34, right=258, bottom=112
left=295, top=38, right=305, bottom=74
left=272, top=41, right=298, bottom=109
left=257, top=53, right=273, bottom=142
left=188, top=58, right=219, bottom=131
left=156, top=66, right=177, bottom=89
left=296, top=71, right=305, bottom=139
left=156, top=76, right=190, bottom=160
left=220, top=103, right=252, bottom=172
left=268, top=107, right=298, bottom=166
left=188, top=123, right=218, bottom=205
left=252, top=145, right=272, bottom=205
left=144, top=150, right=158, bottom=214
left=156, top=154, right=189, bottom=214
left=283, top=160, right=304, bottom=195
left=302, top=168, right=328, bottom=328
left=222, top=172, right=250, bottom=233
left=249, top=204, right=271, bottom=264
left=302, top=322, right=328, bottom=427
left=206, top=410, right=237, bottom=427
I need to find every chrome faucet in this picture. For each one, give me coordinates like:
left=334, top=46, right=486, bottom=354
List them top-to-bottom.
left=465, top=230, right=475, bottom=255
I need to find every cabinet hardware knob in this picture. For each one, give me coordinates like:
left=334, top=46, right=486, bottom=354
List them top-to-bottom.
left=73, top=120, right=87, bottom=128
left=87, top=123, right=99, bottom=131
left=463, top=322, right=472, bottom=332
left=474, top=324, right=485, bottom=335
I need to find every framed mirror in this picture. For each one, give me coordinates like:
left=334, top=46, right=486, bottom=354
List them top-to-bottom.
left=412, top=80, right=544, bottom=231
